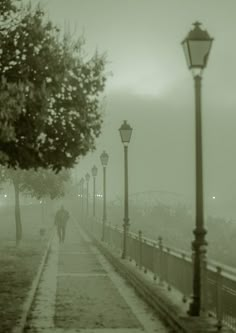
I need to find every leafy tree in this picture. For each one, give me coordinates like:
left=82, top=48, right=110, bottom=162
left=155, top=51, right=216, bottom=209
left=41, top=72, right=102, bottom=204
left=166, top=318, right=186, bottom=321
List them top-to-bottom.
left=0, top=0, right=107, bottom=171
left=0, top=167, right=71, bottom=244
left=20, top=168, right=70, bottom=199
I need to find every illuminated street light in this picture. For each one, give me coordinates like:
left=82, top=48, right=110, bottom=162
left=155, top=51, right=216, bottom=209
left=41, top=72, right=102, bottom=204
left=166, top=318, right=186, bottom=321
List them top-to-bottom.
left=182, top=22, right=213, bottom=316
left=119, top=120, right=133, bottom=259
left=100, top=151, right=109, bottom=241
left=91, top=165, right=98, bottom=217
left=85, top=173, right=90, bottom=218
left=79, top=178, right=85, bottom=222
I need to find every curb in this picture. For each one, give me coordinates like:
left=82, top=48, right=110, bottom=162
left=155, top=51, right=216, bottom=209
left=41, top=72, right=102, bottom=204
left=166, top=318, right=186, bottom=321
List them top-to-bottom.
left=12, top=230, right=55, bottom=333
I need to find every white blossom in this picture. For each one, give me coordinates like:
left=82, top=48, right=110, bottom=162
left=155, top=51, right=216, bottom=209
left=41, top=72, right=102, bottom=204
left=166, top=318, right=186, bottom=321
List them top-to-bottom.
left=34, top=46, right=40, bottom=54
left=38, top=132, right=47, bottom=143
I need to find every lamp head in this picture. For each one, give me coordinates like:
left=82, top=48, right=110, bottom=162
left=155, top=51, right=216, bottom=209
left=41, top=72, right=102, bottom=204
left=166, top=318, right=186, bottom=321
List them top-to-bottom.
left=182, top=22, right=213, bottom=74
left=119, top=120, right=133, bottom=145
left=100, top=150, right=109, bottom=166
left=91, top=165, right=98, bottom=177
left=85, top=172, right=90, bottom=182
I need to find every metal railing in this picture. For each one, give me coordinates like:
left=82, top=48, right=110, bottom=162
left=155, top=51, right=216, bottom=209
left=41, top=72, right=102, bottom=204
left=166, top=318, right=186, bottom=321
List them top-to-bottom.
left=89, top=219, right=236, bottom=331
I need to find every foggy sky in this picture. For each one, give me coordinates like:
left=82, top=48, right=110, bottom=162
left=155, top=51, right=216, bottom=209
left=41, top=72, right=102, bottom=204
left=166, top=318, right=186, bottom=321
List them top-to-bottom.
left=32, top=0, right=236, bottom=219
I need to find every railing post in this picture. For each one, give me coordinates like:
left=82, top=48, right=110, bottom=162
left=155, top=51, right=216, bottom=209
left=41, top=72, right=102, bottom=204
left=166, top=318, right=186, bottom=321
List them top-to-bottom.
left=91, top=216, right=94, bottom=235
left=108, top=221, right=112, bottom=247
left=109, top=222, right=111, bottom=246
left=104, top=224, right=107, bottom=243
left=115, top=224, right=118, bottom=250
left=138, top=230, right=142, bottom=270
left=135, top=235, right=139, bottom=267
left=158, top=236, right=164, bottom=286
left=143, top=238, right=147, bottom=273
left=153, top=241, right=157, bottom=281
left=166, top=247, right=171, bottom=291
left=182, top=253, right=187, bottom=303
left=216, top=266, right=223, bottom=329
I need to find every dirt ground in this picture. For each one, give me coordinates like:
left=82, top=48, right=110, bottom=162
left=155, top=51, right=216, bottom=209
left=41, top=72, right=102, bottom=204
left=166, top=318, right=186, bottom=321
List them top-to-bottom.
left=0, top=204, right=50, bottom=332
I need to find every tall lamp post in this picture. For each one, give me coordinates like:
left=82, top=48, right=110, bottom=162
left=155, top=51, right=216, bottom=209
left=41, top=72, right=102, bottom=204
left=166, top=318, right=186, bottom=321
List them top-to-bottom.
left=182, top=22, right=213, bottom=316
left=119, top=120, right=133, bottom=259
left=100, top=151, right=109, bottom=241
left=91, top=165, right=98, bottom=217
left=85, top=172, right=90, bottom=218
left=79, top=178, right=85, bottom=222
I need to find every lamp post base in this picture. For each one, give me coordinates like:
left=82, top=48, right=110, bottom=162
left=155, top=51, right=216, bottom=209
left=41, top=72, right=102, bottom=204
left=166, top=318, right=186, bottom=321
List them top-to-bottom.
left=101, top=221, right=105, bottom=242
left=121, top=221, right=129, bottom=260
left=121, top=224, right=126, bottom=260
left=101, top=229, right=105, bottom=242
left=187, top=297, right=200, bottom=316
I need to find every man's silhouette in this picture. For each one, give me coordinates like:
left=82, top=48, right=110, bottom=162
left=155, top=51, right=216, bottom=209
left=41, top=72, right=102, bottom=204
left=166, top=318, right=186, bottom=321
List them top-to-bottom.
left=55, top=205, right=70, bottom=243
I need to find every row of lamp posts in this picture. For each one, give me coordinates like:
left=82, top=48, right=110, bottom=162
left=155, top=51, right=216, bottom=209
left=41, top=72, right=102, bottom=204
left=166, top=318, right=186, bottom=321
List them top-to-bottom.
left=78, top=22, right=213, bottom=318
left=78, top=120, right=133, bottom=257
left=100, top=150, right=109, bottom=241
left=79, top=166, right=98, bottom=220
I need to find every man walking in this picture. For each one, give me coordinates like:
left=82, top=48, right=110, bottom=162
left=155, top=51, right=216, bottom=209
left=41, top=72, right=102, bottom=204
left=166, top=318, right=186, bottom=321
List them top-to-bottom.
left=55, top=205, right=70, bottom=243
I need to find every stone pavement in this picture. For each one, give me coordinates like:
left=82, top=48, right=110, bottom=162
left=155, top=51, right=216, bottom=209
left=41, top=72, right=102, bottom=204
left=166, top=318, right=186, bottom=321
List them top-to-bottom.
left=25, top=221, right=172, bottom=332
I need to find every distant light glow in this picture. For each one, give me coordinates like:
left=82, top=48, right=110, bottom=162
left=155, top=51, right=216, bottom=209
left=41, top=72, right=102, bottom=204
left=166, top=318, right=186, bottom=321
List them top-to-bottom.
left=4, top=194, right=7, bottom=198
left=212, top=196, right=216, bottom=199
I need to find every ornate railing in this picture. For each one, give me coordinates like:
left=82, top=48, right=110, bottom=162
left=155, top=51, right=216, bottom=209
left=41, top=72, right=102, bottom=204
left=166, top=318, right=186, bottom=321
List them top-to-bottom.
left=90, top=220, right=236, bottom=331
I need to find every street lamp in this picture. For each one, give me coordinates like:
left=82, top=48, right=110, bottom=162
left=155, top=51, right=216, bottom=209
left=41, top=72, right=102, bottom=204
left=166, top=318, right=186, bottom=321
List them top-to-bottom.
left=182, top=22, right=213, bottom=316
left=119, top=120, right=132, bottom=259
left=100, top=150, right=109, bottom=241
left=91, top=165, right=98, bottom=217
left=85, top=173, right=90, bottom=218
left=79, top=178, right=85, bottom=222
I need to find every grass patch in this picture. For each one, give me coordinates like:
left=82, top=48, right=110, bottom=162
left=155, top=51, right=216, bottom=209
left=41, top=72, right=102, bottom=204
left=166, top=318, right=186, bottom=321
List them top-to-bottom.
left=0, top=204, right=51, bottom=332
left=0, top=239, right=47, bottom=332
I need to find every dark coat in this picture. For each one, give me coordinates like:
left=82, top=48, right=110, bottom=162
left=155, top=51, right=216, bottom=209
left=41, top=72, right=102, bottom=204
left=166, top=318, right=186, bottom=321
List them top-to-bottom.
left=55, top=208, right=69, bottom=227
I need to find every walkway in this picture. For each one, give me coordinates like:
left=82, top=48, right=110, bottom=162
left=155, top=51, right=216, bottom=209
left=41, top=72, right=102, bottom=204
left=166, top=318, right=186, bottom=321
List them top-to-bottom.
left=25, top=221, right=172, bottom=332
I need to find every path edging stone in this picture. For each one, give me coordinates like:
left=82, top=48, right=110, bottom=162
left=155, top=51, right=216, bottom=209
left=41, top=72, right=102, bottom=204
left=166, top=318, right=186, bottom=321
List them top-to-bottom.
left=12, top=229, right=55, bottom=333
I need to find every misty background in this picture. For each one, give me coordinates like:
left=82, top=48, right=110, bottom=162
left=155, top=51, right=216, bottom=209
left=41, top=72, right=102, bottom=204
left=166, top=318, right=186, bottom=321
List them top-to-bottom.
left=25, top=0, right=236, bottom=220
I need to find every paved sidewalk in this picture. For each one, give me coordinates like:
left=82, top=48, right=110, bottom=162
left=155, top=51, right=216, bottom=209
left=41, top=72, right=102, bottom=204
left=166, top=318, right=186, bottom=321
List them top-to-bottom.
left=26, top=221, right=172, bottom=332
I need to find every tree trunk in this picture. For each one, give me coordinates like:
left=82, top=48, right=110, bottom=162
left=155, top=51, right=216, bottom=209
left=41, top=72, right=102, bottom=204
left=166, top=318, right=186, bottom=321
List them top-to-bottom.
left=13, top=177, right=22, bottom=246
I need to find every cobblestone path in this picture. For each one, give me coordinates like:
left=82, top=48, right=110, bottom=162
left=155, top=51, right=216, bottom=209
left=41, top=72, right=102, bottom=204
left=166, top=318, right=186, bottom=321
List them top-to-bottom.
left=25, top=221, right=172, bottom=332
